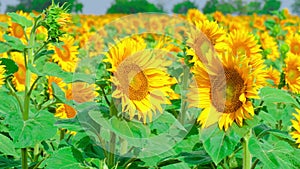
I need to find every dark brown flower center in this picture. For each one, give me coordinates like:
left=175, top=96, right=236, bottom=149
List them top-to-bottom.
left=116, top=62, right=148, bottom=101
left=211, top=68, right=245, bottom=113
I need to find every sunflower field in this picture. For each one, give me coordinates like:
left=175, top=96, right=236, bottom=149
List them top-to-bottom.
left=0, top=1, right=300, bottom=169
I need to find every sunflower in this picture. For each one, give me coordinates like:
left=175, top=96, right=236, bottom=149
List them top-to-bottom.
left=186, top=9, right=207, bottom=25
left=8, top=11, right=31, bottom=44
left=213, top=11, right=225, bottom=23
left=253, top=14, right=266, bottom=31
left=187, top=19, right=226, bottom=63
left=192, top=19, right=226, bottom=52
left=225, top=29, right=266, bottom=86
left=226, top=29, right=261, bottom=59
left=259, top=32, right=280, bottom=61
left=286, top=33, right=300, bottom=56
left=49, top=35, right=79, bottom=72
left=105, top=37, right=178, bottom=123
left=10, top=52, right=37, bottom=91
left=188, top=52, right=262, bottom=131
left=284, top=52, right=300, bottom=93
left=0, top=62, right=5, bottom=88
left=266, top=66, right=280, bottom=86
left=66, top=82, right=98, bottom=103
left=55, top=103, right=77, bottom=119
left=291, top=108, right=300, bottom=148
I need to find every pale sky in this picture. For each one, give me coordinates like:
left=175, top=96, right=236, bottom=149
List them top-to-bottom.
left=0, top=0, right=294, bottom=14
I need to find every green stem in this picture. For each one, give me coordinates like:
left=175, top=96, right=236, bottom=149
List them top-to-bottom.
left=21, top=18, right=37, bottom=169
left=179, top=65, right=189, bottom=124
left=107, top=100, right=118, bottom=167
left=60, top=129, right=66, bottom=140
left=242, top=131, right=251, bottom=169
left=33, top=143, right=39, bottom=162
left=21, top=148, right=28, bottom=169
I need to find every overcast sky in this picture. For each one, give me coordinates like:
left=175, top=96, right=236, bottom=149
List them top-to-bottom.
left=0, top=0, right=294, bottom=14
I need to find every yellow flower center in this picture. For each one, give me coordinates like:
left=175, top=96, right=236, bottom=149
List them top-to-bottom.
left=12, top=23, right=24, bottom=39
left=291, top=42, right=300, bottom=55
left=55, top=45, right=71, bottom=61
left=236, top=46, right=247, bottom=56
left=117, top=62, right=149, bottom=101
left=211, top=68, right=245, bottom=113
left=287, top=69, right=298, bottom=81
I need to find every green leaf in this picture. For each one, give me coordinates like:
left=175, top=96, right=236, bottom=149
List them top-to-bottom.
left=7, top=12, right=33, bottom=27
left=264, top=19, right=276, bottom=29
left=0, top=22, right=8, bottom=29
left=3, top=34, right=26, bottom=51
left=0, top=42, right=10, bottom=53
left=34, top=49, right=54, bottom=61
left=0, top=58, right=19, bottom=76
left=43, top=62, right=71, bottom=79
left=27, top=63, right=44, bottom=76
left=65, top=72, right=95, bottom=84
left=52, top=82, right=67, bottom=102
left=259, top=87, right=299, bottom=107
left=0, top=91, right=19, bottom=115
left=5, top=110, right=57, bottom=148
left=110, top=117, right=151, bottom=138
left=55, top=118, right=84, bottom=133
left=200, top=124, right=241, bottom=164
left=0, top=134, right=18, bottom=156
left=174, top=135, right=199, bottom=153
left=249, top=136, right=298, bottom=169
left=43, top=147, right=83, bottom=169
left=178, top=150, right=212, bottom=166
left=0, top=156, right=20, bottom=168
left=159, top=161, right=189, bottom=169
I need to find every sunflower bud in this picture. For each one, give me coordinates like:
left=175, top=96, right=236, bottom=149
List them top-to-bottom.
left=41, top=2, right=71, bottom=42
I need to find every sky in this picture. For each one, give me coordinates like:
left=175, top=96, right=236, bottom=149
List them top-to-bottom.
left=0, top=0, right=295, bottom=14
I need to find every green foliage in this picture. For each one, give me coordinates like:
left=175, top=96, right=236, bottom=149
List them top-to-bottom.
left=6, top=0, right=83, bottom=13
left=106, top=0, right=164, bottom=14
left=172, top=0, right=198, bottom=14
left=203, top=0, right=281, bottom=15
left=203, top=0, right=218, bottom=14
left=261, top=0, right=281, bottom=14
left=292, top=0, right=300, bottom=15
left=4, top=110, right=57, bottom=148
left=200, top=124, right=241, bottom=164
left=0, top=134, right=18, bottom=156
left=43, top=147, right=84, bottom=168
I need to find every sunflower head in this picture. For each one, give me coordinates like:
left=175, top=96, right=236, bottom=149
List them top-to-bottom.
left=286, top=33, right=300, bottom=56
left=49, top=34, right=79, bottom=72
left=106, top=37, right=178, bottom=123
left=188, top=51, right=262, bottom=131
left=11, top=52, right=37, bottom=91
left=284, top=52, right=300, bottom=93
left=0, top=62, right=5, bottom=88
left=66, top=82, right=98, bottom=103
left=55, top=103, right=77, bottom=119
left=291, top=109, right=300, bottom=148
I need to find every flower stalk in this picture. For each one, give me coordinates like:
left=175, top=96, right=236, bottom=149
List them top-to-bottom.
left=242, top=131, right=251, bottom=169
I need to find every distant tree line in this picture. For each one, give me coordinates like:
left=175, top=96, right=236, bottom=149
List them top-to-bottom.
left=5, top=0, right=300, bottom=15
left=6, top=0, right=83, bottom=13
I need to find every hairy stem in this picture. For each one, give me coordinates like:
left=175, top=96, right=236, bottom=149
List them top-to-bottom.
left=179, top=65, right=189, bottom=124
left=242, top=131, right=251, bottom=169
